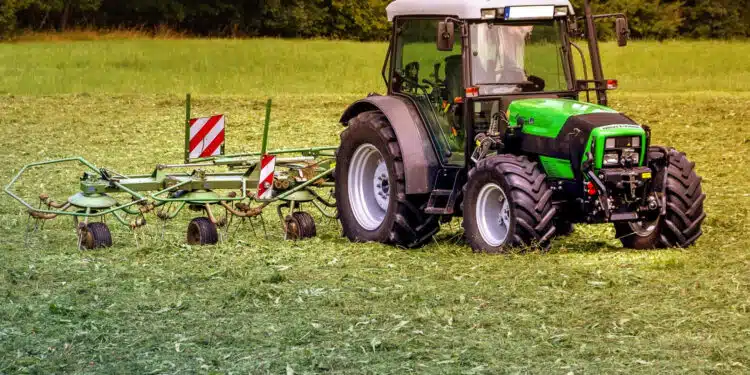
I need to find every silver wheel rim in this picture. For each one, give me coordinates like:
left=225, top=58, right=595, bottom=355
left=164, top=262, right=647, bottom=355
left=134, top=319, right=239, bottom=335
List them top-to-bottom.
left=348, top=144, right=389, bottom=231
left=476, top=183, right=511, bottom=247
left=629, top=219, right=659, bottom=237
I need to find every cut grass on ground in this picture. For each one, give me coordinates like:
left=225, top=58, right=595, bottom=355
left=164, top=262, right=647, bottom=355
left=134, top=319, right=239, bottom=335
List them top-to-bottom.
left=0, top=39, right=749, bottom=374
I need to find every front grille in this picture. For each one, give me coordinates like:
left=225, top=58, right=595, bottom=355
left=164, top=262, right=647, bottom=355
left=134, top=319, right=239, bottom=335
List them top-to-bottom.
left=603, top=136, right=642, bottom=168
left=609, top=136, right=639, bottom=149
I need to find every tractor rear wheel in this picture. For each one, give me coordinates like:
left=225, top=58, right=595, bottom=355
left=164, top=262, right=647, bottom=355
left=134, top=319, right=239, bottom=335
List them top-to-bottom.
left=336, top=110, right=439, bottom=248
left=616, top=148, right=706, bottom=249
left=463, top=155, right=558, bottom=253
left=187, top=217, right=219, bottom=245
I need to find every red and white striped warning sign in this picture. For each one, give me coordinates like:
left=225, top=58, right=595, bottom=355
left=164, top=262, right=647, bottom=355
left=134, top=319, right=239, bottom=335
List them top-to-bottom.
left=189, top=115, right=225, bottom=159
left=257, top=154, right=276, bottom=199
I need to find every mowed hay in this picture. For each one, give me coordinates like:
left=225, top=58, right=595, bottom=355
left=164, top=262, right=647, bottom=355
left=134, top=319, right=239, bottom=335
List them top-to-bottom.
left=0, top=39, right=749, bottom=374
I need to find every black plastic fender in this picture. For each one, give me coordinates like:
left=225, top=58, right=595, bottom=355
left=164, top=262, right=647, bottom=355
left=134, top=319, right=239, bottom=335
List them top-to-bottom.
left=340, top=95, right=439, bottom=194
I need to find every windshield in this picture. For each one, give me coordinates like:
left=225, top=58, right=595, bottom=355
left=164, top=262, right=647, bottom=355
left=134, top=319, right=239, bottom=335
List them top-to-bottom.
left=470, top=21, right=568, bottom=94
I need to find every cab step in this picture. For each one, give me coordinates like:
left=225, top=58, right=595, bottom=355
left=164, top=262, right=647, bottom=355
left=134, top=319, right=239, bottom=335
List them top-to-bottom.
left=424, top=169, right=461, bottom=215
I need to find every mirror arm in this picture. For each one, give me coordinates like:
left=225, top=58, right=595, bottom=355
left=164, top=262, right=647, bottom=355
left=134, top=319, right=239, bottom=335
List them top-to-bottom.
left=382, top=35, right=393, bottom=90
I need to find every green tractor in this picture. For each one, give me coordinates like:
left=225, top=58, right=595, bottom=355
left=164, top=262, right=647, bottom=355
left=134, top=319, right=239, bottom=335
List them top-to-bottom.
left=335, top=0, right=706, bottom=252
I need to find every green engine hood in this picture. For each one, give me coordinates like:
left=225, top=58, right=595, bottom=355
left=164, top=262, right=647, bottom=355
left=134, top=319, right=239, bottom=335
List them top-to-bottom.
left=505, top=98, right=647, bottom=179
left=508, top=98, right=618, bottom=138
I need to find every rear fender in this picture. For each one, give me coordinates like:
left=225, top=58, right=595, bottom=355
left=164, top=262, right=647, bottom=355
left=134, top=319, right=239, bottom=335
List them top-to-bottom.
left=340, top=96, right=439, bottom=194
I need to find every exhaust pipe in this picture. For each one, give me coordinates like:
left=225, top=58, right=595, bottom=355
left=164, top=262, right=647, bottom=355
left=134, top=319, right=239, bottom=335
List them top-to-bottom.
left=584, top=0, right=607, bottom=106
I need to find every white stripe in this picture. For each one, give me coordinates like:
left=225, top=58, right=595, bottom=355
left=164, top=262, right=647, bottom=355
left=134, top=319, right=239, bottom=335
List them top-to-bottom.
left=189, top=116, right=225, bottom=159
left=189, top=117, right=210, bottom=139
left=189, top=146, right=203, bottom=159
left=258, top=156, right=276, bottom=199
left=260, top=159, right=275, bottom=179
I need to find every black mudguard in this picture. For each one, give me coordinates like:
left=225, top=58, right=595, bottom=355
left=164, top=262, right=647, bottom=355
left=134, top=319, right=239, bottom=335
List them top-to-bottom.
left=340, top=95, right=439, bottom=194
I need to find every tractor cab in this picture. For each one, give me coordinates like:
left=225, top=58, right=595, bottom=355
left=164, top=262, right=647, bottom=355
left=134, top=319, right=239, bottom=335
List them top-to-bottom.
left=384, top=0, right=629, bottom=168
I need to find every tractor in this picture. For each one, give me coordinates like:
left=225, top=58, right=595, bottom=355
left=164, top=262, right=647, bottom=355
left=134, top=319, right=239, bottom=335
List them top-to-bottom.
left=335, top=0, right=706, bottom=252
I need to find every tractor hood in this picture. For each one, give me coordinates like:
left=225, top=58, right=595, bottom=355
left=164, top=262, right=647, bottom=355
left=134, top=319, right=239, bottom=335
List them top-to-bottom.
left=507, top=98, right=627, bottom=138
left=507, top=98, right=646, bottom=178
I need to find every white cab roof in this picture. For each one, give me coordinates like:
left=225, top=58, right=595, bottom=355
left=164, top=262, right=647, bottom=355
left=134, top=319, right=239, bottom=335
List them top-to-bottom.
left=386, top=0, right=575, bottom=21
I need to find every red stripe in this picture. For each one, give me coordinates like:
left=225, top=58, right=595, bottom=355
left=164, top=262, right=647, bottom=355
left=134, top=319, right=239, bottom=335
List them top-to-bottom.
left=189, top=115, right=223, bottom=152
left=189, top=118, right=198, bottom=126
left=199, top=129, right=225, bottom=158
left=261, top=154, right=275, bottom=169
left=258, top=155, right=275, bottom=197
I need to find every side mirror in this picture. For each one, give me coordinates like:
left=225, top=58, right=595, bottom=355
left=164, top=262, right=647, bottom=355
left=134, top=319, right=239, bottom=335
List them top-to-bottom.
left=616, top=18, right=630, bottom=47
left=568, top=19, right=579, bottom=37
left=437, top=21, right=455, bottom=51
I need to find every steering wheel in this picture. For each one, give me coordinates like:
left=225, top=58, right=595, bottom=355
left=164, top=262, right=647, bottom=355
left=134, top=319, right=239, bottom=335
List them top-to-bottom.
left=520, top=75, right=546, bottom=92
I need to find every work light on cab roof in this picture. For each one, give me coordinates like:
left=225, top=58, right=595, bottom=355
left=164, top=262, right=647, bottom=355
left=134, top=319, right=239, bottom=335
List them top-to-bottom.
left=385, top=0, right=575, bottom=20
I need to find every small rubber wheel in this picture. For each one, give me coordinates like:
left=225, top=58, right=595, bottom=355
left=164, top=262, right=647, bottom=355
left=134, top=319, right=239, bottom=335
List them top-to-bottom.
left=285, top=212, right=317, bottom=240
left=187, top=217, right=219, bottom=245
left=80, top=222, right=113, bottom=250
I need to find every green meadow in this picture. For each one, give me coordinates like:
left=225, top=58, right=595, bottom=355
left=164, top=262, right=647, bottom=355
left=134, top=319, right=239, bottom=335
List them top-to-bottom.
left=0, top=39, right=749, bottom=374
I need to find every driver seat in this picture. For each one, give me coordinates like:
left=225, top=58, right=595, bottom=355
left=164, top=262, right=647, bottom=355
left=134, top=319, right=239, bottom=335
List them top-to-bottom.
left=444, top=55, right=462, bottom=103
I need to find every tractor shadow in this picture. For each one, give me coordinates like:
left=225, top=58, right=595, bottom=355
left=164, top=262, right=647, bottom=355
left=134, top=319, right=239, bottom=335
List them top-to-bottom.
left=431, top=227, right=627, bottom=255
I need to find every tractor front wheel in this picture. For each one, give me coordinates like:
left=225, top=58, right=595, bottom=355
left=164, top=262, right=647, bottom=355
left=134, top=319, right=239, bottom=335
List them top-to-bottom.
left=336, top=110, right=439, bottom=248
left=616, top=148, right=706, bottom=249
left=463, top=155, right=558, bottom=253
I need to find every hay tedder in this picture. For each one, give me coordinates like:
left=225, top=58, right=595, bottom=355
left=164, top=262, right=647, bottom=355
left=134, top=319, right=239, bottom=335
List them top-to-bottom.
left=6, top=96, right=337, bottom=249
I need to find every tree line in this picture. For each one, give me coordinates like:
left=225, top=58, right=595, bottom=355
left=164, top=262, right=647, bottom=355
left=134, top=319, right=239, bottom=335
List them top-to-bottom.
left=2, top=0, right=750, bottom=40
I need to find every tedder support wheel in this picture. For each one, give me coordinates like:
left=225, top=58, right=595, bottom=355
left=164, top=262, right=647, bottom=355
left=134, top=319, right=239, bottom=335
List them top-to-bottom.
left=336, top=110, right=440, bottom=248
left=616, top=148, right=706, bottom=249
left=463, top=155, right=557, bottom=253
left=284, top=211, right=317, bottom=240
left=187, top=217, right=219, bottom=245
left=80, top=222, right=113, bottom=250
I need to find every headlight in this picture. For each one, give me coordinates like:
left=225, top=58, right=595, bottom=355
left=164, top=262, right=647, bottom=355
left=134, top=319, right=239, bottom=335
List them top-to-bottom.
left=481, top=9, right=497, bottom=19
left=631, top=136, right=641, bottom=147
left=605, top=138, right=616, bottom=149
left=622, top=148, right=639, bottom=165
left=603, top=152, right=620, bottom=166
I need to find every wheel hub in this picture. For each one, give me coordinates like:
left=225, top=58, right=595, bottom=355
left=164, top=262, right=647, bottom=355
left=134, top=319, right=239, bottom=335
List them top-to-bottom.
left=348, top=144, right=390, bottom=231
left=373, top=161, right=390, bottom=211
left=476, top=183, right=511, bottom=247
left=630, top=219, right=659, bottom=237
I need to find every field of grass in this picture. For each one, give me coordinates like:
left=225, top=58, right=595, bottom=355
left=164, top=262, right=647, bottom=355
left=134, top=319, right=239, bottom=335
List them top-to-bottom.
left=0, top=39, right=749, bottom=374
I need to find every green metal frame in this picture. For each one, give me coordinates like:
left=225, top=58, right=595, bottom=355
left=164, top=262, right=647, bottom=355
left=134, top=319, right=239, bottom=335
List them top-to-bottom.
left=5, top=97, right=339, bottom=235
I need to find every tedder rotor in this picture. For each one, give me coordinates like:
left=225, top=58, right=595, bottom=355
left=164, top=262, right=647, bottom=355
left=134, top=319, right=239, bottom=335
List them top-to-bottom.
left=6, top=96, right=337, bottom=249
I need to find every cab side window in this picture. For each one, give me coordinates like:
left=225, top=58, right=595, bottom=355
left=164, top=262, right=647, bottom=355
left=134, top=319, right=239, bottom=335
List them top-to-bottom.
left=394, top=19, right=465, bottom=165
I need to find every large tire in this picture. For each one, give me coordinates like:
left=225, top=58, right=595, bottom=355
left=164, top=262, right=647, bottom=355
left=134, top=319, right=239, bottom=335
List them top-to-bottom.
left=335, top=110, right=440, bottom=248
left=616, top=148, right=706, bottom=249
left=463, top=155, right=557, bottom=253
left=80, top=222, right=113, bottom=250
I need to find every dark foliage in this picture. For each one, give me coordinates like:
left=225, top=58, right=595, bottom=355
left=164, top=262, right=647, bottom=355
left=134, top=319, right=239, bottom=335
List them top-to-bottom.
left=2, top=0, right=750, bottom=39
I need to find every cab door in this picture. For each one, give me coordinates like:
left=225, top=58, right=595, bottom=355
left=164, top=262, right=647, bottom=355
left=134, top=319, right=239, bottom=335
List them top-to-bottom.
left=391, top=18, right=466, bottom=166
